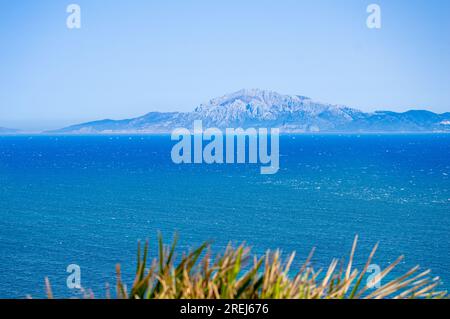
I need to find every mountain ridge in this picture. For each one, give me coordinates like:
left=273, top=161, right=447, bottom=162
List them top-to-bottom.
left=48, top=89, right=450, bottom=134
left=0, top=127, right=20, bottom=134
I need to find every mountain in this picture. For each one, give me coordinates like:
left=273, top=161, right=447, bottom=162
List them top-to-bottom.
left=49, top=89, right=450, bottom=133
left=0, top=127, right=20, bottom=134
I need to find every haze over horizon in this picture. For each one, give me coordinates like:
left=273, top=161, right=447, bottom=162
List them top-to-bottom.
left=1, top=0, right=449, bottom=131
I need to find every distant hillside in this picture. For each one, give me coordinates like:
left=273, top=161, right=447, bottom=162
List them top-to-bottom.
left=49, top=89, right=450, bottom=134
left=0, top=127, right=20, bottom=134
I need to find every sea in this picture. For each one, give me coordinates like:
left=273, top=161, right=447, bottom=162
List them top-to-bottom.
left=0, top=134, right=448, bottom=298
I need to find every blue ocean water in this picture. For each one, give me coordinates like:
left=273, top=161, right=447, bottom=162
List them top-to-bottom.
left=0, top=134, right=448, bottom=298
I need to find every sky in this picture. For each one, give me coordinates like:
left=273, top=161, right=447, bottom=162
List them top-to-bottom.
left=0, top=0, right=449, bottom=130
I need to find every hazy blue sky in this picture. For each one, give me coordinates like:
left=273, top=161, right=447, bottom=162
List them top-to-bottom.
left=0, top=0, right=449, bottom=130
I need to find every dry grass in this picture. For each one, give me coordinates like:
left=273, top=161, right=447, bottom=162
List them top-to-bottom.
left=46, top=235, right=447, bottom=299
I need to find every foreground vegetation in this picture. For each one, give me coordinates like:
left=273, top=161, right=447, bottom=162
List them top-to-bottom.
left=45, top=235, right=447, bottom=299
